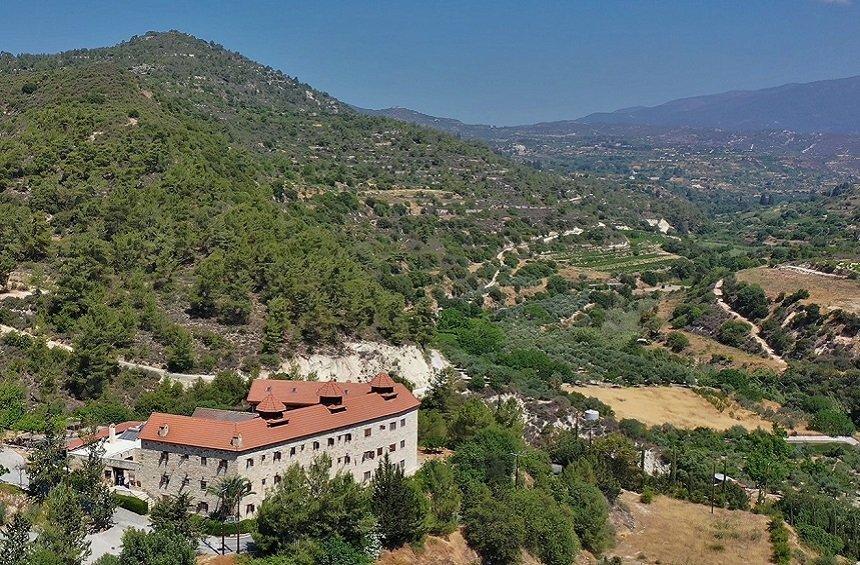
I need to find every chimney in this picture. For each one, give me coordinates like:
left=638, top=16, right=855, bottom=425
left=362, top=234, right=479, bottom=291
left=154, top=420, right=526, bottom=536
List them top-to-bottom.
left=108, top=423, right=116, bottom=444
left=157, top=424, right=169, bottom=437
left=231, top=433, right=243, bottom=448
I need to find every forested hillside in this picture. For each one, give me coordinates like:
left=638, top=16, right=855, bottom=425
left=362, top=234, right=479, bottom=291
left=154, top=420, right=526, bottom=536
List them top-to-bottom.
left=0, top=31, right=681, bottom=402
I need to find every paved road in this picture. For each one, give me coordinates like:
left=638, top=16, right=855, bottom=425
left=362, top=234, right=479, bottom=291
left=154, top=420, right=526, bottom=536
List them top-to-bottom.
left=787, top=435, right=859, bottom=447
left=0, top=447, right=28, bottom=488
left=85, top=507, right=151, bottom=564
left=199, top=532, right=255, bottom=555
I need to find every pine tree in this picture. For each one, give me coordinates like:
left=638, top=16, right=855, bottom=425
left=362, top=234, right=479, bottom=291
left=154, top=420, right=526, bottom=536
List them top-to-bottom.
left=27, top=419, right=68, bottom=501
left=69, top=439, right=116, bottom=532
left=371, top=454, right=428, bottom=549
left=35, top=484, right=91, bottom=564
left=0, top=513, right=34, bottom=565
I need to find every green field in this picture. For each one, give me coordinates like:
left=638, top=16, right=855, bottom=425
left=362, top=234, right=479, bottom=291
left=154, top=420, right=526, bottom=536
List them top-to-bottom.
left=551, top=245, right=679, bottom=273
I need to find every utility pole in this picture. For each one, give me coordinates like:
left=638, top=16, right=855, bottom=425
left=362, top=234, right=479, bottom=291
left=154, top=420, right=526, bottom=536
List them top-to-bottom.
left=711, top=460, right=716, bottom=514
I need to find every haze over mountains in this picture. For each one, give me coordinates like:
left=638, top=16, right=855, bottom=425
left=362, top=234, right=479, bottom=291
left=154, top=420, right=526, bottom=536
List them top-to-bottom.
left=357, top=75, right=860, bottom=179
left=362, top=75, right=860, bottom=135
left=578, top=75, right=860, bottom=134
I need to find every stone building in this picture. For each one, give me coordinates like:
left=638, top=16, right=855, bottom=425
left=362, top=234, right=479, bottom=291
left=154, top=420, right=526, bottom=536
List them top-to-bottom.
left=133, top=373, right=419, bottom=517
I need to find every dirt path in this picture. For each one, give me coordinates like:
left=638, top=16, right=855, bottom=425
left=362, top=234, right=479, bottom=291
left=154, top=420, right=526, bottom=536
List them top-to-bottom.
left=484, top=243, right=515, bottom=290
left=778, top=265, right=846, bottom=279
left=713, top=279, right=787, bottom=369
left=0, top=324, right=217, bottom=384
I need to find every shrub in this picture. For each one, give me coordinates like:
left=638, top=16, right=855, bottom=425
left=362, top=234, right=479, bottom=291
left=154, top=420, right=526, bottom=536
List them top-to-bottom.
left=717, top=320, right=751, bottom=347
left=666, top=331, right=690, bottom=352
left=809, top=408, right=855, bottom=437
left=640, top=487, right=655, bottom=504
left=113, top=492, right=148, bottom=515
left=201, top=517, right=256, bottom=536
left=768, top=518, right=791, bottom=565
left=796, top=524, right=844, bottom=556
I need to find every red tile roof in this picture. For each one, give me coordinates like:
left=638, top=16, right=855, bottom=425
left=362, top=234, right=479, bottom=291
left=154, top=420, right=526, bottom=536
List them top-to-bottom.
left=369, top=372, right=396, bottom=389
left=247, top=379, right=371, bottom=406
left=140, top=380, right=419, bottom=452
left=316, top=380, right=344, bottom=398
left=256, top=393, right=287, bottom=414
left=66, top=421, right=144, bottom=451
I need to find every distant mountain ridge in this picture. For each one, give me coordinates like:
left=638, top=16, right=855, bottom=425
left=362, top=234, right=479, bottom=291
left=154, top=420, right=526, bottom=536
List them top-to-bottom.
left=362, top=75, right=860, bottom=136
left=577, top=75, right=860, bottom=134
left=357, top=76, right=860, bottom=177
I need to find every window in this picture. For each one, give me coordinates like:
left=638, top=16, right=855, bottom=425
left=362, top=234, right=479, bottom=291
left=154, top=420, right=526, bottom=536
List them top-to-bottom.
left=401, top=418, right=406, bottom=427
left=390, top=421, right=397, bottom=430
left=379, top=424, right=386, bottom=431
left=364, top=428, right=372, bottom=438
left=345, top=433, right=352, bottom=442
left=327, top=437, right=335, bottom=447
left=400, top=440, right=405, bottom=449
left=312, top=441, right=320, bottom=450
left=389, top=443, right=396, bottom=452
left=290, top=447, right=296, bottom=456
left=376, top=447, right=383, bottom=456
left=362, top=450, right=375, bottom=462
left=273, top=451, right=281, bottom=462
left=159, top=452, right=169, bottom=464
left=180, top=454, right=189, bottom=463
left=261, top=454, right=266, bottom=462
left=344, top=454, right=351, bottom=464
left=200, top=456, right=207, bottom=466
left=246, top=459, right=254, bottom=469
left=218, top=460, right=228, bottom=472
left=399, top=460, right=405, bottom=469
left=104, top=470, right=111, bottom=479
left=363, top=471, right=372, bottom=482
left=274, top=474, right=281, bottom=484
left=262, top=478, right=267, bottom=487
left=200, top=480, right=207, bottom=490
left=197, top=502, right=209, bottom=514
left=245, top=504, right=255, bottom=515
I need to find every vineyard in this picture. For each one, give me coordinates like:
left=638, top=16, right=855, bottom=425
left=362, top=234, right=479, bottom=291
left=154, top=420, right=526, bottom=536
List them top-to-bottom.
left=550, top=245, right=679, bottom=274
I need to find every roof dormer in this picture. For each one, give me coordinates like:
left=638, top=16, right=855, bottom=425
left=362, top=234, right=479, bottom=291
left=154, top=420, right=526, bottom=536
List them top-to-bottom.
left=369, top=372, right=396, bottom=395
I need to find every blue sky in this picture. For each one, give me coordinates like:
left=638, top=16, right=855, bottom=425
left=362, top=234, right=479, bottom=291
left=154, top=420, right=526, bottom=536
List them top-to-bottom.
left=1, top=0, right=858, bottom=124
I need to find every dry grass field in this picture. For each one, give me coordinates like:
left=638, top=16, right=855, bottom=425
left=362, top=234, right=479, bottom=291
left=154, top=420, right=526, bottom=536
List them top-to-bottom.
left=737, top=266, right=860, bottom=314
left=673, top=330, right=787, bottom=373
left=565, top=385, right=776, bottom=431
left=607, top=491, right=782, bottom=565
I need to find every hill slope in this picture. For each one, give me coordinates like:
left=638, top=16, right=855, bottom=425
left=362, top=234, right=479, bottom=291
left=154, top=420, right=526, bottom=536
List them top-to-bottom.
left=0, top=31, right=677, bottom=396
left=578, top=75, right=860, bottom=134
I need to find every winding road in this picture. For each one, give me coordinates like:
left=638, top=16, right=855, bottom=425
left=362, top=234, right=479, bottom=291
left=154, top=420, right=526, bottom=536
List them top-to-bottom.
left=713, top=279, right=787, bottom=369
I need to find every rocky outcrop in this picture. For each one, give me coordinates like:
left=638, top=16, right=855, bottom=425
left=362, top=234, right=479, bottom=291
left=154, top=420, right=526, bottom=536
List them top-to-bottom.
left=274, top=341, right=452, bottom=396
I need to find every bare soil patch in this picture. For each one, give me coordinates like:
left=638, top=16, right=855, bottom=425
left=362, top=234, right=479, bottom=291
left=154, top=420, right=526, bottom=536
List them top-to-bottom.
left=738, top=266, right=860, bottom=314
left=565, top=385, right=775, bottom=431
left=377, top=529, right=479, bottom=565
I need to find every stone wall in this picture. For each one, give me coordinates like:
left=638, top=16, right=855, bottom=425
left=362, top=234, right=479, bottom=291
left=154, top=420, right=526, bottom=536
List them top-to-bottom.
left=137, top=407, right=418, bottom=517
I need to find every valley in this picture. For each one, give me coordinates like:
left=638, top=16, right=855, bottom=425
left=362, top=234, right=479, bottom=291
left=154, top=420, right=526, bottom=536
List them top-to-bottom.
left=0, top=26, right=858, bottom=565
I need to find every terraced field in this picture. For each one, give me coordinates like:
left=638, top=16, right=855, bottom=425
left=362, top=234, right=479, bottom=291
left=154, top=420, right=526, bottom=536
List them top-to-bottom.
left=551, top=245, right=679, bottom=274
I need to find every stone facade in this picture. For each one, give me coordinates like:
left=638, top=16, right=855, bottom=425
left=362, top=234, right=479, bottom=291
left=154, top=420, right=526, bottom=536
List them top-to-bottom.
left=136, top=407, right=418, bottom=517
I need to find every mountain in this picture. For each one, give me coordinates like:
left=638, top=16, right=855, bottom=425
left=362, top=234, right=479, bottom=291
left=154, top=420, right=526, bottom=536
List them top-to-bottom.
left=1, top=31, right=686, bottom=387
left=578, top=75, right=860, bottom=134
